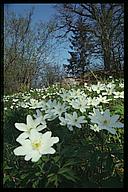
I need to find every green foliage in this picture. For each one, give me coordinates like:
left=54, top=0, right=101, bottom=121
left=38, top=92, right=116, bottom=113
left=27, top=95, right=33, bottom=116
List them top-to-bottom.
left=113, top=104, right=124, bottom=116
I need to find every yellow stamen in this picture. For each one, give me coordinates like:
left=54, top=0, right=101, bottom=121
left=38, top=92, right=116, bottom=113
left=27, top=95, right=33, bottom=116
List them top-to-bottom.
left=32, top=141, right=41, bottom=150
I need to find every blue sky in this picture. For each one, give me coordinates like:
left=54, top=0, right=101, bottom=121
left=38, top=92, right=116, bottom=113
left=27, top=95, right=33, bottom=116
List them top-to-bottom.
left=4, top=3, right=70, bottom=66
left=4, top=3, right=103, bottom=69
left=4, top=4, right=56, bottom=23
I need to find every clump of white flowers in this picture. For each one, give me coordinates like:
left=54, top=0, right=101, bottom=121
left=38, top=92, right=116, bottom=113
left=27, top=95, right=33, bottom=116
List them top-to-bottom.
left=14, top=115, right=59, bottom=162
left=15, top=115, right=46, bottom=142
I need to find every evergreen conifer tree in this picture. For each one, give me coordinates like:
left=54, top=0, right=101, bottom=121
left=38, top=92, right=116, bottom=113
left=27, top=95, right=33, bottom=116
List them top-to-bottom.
left=64, top=16, right=94, bottom=78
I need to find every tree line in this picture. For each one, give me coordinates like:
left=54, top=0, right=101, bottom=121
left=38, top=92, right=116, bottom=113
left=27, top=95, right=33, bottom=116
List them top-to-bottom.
left=54, top=3, right=124, bottom=77
left=4, top=6, right=63, bottom=94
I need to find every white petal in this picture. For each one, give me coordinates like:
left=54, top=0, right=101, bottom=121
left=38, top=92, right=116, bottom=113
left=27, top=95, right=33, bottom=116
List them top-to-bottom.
left=94, top=109, right=102, bottom=118
left=104, top=110, right=110, bottom=119
left=73, top=112, right=77, bottom=119
left=65, top=113, right=72, bottom=121
left=44, top=114, right=49, bottom=119
left=27, top=115, right=34, bottom=127
left=111, top=115, right=119, bottom=123
left=34, top=116, right=42, bottom=127
left=59, top=116, right=67, bottom=125
left=59, top=116, right=64, bottom=121
left=78, top=116, right=86, bottom=123
left=89, top=117, right=100, bottom=124
left=60, top=121, right=66, bottom=126
left=114, top=122, right=124, bottom=128
left=15, top=123, right=27, bottom=132
left=76, top=123, right=81, bottom=128
left=37, top=124, right=46, bottom=131
left=67, top=125, right=73, bottom=131
left=107, top=128, right=116, bottom=134
left=29, top=129, right=42, bottom=141
left=41, top=131, right=52, bottom=141
left=16, top=132, right=29, bottom=143
left=50, top=137, right=59, bottom=145
left=20, top=140, right=33, bottom=152
left=14, top=146, right=26, bottom=156
left=41, top=147, right=56, bottom=154
left=30, top=150, right=41, bottom=162
left=25, top=154, right=32, bottom=161
left=31, top=154, right=41, bottom=162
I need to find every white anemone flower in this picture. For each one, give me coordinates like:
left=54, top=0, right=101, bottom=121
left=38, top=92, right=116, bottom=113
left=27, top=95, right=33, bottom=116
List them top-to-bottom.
left=84, top=82, right=88, bottom=88
left=91, top=82, right=105, bottom=94
left=106, top=82, right=116, bottom=89
left=119, top=82, right=124, bottom=89
left=102, top=84, right=115, bottom=96
left=86, top=86, right=92, bottom=92
left=68, top=89, right=85, bottom=100
left=102, top=89, right=113, bottom=96
left=113, top=91, right=124, bottom=99
left=59, top=92, right=71, bottom=102
left=22, top=95, right=31, bottom=101
left=97, top=95, right=111, bottom=104
left=70, top=97, right=89, bottom=113
left=87, top=97, right=100, bottom=107
left=13, top=99, right=19, bottom=102
left=28, top=99, right=45, bottom=109
left=46, top=99, right=57, bottom=110
left=44, top=100, right=64, bottom=121
left=18, top=101, right=30, bottom=108
left=51, top=102, right=69, bottom=117
left=89, top=108, right=124, bottom=134
left=33, top=109, right=47, bottom=128
left=44, top=111, right=58, bottom=121
left=59, top=112, right=86, bottom=131
left=15, top=115, right=46, bottom=141
left=90, top=124, right=101, bottom=132
left=14, top=129, right=59, bottom=162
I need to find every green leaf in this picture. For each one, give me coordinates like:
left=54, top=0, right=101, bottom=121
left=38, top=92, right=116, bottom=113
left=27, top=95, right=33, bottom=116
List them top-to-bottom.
left=53, top=156, right=60, bottom=163
left=61, top=160, right=76, bottom=168
left=58, top=168, right=78, bottom=183
left=58, top=168, right=71, bottom=174
left=61, top=172, right=77, bottom=183
left=47, top=173, right=55, bottom=178
left=47, top=173, right=59, bottom=187
left=3, top=175, right=10, bottom=184
left=54, top=175, right=59, bottom=188
left=32, top=180, right=39, bottom=188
